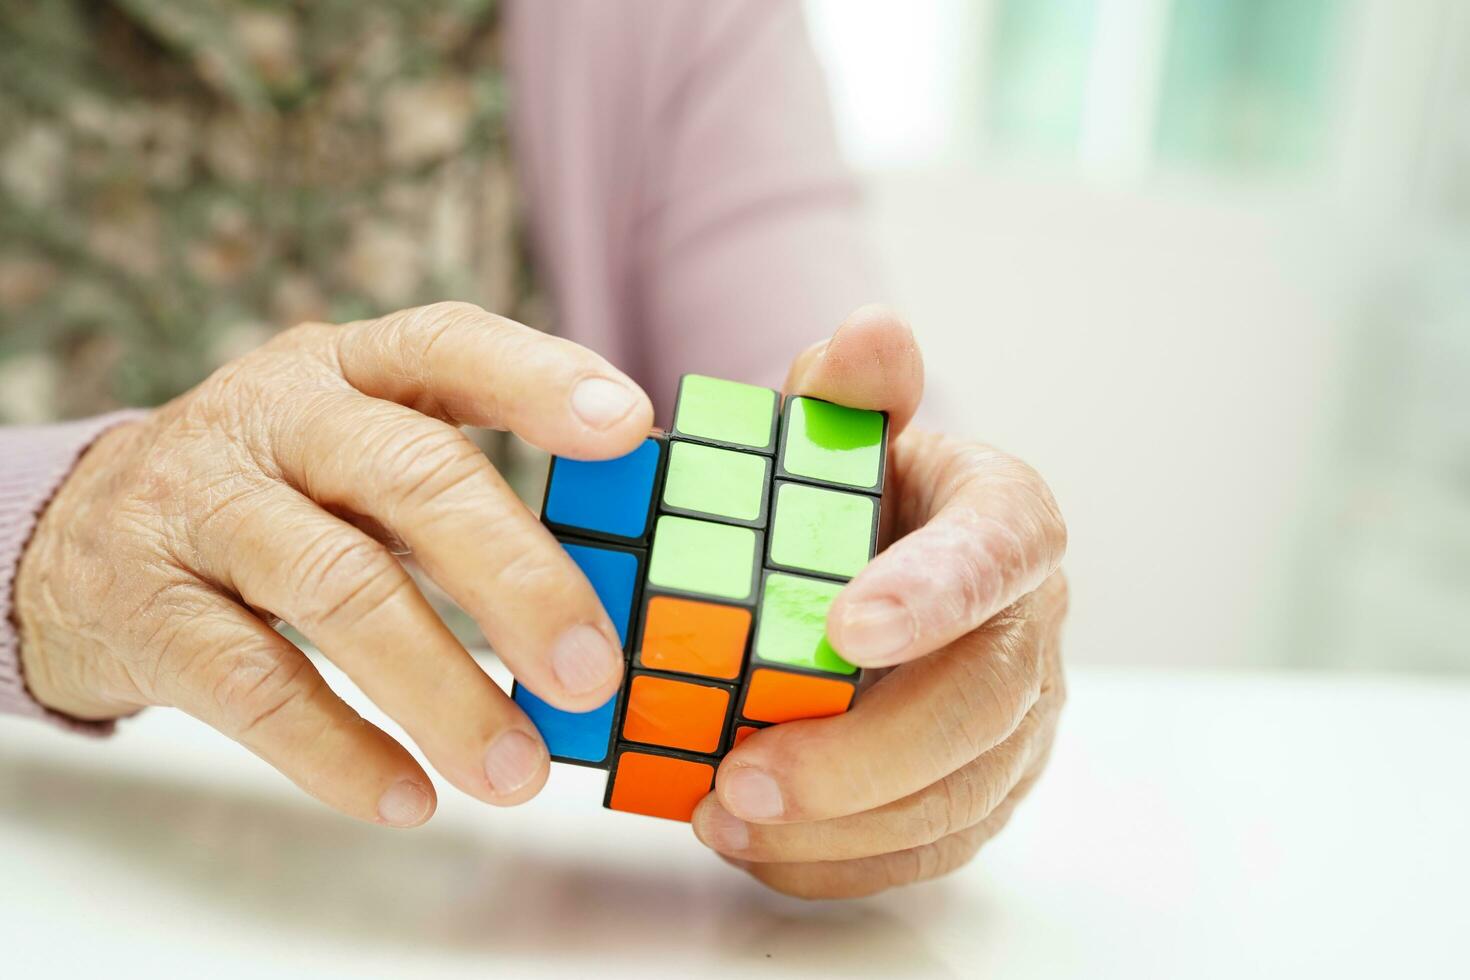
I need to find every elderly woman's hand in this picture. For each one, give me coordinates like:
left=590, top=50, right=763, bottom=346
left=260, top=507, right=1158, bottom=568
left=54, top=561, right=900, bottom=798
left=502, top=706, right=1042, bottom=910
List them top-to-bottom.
left=15, top=302, right=653, bottom=827
left=692, top=307, right=1069, bottom=898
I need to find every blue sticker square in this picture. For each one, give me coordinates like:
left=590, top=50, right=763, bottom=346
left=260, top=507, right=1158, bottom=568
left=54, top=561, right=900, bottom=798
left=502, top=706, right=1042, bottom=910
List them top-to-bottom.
left=543, top=438, right=662, bottom=541
left=511, top=539, right=638, bottom=765
left=561, top=542, right=639, bottom=646
left=513, top=686, right=617, bottom=764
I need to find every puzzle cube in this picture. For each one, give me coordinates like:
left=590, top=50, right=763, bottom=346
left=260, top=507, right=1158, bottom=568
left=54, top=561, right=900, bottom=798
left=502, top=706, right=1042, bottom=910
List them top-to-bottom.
left=524, top=375, right=887, bottom=822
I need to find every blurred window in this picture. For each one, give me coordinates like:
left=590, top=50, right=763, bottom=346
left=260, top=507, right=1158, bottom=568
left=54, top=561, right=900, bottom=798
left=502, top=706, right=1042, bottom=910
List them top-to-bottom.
left=809, top=0, right=1352, bottom=180
left=984, top=0, right=1099, bottom=161
left=1155, top=0, right=1345, bottom=173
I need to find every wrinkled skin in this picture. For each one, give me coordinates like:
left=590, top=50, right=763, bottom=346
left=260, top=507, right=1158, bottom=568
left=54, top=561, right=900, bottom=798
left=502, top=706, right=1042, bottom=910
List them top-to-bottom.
left=16, top=301, right=1067, bottom=899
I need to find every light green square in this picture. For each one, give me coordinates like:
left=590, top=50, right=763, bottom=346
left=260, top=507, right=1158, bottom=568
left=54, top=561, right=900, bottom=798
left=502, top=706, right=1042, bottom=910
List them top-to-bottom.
left=674, top=375, right=777, bottom=450
left=782, top=397, right=884, bottom=490
left=663, top=442, right=768, bottom=522
left=768, top=483, right=875, bottom=579
left=648, top=516, right=758, bottom=601
left=755, top=573, right=856, bottom=675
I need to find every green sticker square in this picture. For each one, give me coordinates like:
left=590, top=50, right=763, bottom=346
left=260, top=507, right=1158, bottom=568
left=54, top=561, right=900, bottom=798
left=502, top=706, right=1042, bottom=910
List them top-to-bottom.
left=674, top=375, right=777, bottom=451
left=781, top=397, right=884, bottom=490
left=663, top=442, right=767, bottom=523
left=768, top=483, right=875, bottom=579
left=648, top=516, right=759, bottom=602
left=755, top=573, right=855, bottom=675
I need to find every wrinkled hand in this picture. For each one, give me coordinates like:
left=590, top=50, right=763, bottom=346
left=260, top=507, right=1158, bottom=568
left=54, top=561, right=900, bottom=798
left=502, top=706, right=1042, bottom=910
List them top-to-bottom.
left=16, top=302, right=654, bottom=827
left=693, top=306, right=1069, bottom=899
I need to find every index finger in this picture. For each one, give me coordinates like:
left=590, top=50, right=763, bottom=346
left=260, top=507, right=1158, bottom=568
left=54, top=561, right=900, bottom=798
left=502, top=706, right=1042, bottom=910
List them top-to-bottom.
left=330, top=301, right=654, bottom=460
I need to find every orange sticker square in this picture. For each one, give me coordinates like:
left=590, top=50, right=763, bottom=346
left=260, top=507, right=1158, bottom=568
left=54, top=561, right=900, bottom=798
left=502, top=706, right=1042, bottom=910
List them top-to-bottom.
left=639, top=596, right=750, bottom=680
left=741, top=668, right=854, bottom=723
left=622, top=674, right=730, bottom=754
left=732, top=724, right=763, bottom=748
left=607, top=750, right=714, bottom=822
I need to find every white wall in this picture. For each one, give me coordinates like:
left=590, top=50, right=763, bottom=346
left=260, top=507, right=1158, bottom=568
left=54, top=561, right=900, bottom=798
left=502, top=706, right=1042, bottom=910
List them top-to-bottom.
left=808, top=0, right=1467, bottom=670
left=863, top=170, right=1370, bottom=667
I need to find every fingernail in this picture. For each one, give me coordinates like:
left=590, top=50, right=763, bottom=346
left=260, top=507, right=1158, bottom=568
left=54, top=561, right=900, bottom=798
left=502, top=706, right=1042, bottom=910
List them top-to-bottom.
left=571, top=377, right=638, bottom=429
left=838, top=597, right=916, bottom=664
left=550, top=624, right=623, bottom=695
left=483, top=729, right=545, bottom=796
left=724, top=767, right=784, bottom=820
left=377, top=780, right=432, bottom=827
left=698, top=803, right=751, bottom=853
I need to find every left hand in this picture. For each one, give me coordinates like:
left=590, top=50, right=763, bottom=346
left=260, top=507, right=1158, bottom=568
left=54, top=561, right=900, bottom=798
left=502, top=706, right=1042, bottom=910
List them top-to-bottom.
left=691, top=305, right=1069, bottom=899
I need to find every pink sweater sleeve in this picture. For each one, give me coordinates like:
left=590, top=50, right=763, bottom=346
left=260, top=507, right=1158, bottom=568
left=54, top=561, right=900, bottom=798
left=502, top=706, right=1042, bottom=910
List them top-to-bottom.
left=505, top=0, right=880, bottom=418
left=1, top=3, right=876, bottom=731
left=0, top=411, right=144, bottom=732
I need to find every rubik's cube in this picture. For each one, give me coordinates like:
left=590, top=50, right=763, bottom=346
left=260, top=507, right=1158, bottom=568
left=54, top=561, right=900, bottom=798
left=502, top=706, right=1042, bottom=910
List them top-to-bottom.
left=512, top=374, right=887, bottom=822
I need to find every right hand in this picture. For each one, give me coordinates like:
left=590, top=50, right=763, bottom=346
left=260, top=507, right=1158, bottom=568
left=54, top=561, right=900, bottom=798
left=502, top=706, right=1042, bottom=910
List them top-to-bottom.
left=15, top=302, right=652, bottom=827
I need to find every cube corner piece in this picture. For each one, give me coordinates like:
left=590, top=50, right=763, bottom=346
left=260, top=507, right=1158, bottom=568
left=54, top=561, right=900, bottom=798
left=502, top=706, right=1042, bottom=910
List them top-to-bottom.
left=774, top=395, right=889, bottom=496
left=540, top=434, right=667, bottom=545
left=511, top=680, right=621, bottom=770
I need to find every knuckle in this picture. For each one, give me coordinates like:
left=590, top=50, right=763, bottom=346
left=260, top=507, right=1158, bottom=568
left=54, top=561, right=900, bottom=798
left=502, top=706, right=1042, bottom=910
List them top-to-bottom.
left=407, top=299, right=488, bottom=329
left=386, top=301, right=499, bottom=368
left=376, top=422, right=492, bottom=513
left=949, top=448, right=1068, bottom=590
left=999, top=455, right=1067, bottom=571
left=186, top=474, right=277, bottom=551
left=945, top=522, right=1003, bottom=621
left=286, top=530, right=407, bottom=630
left=488, top=534, right=569, bottom=601
left=165, top=625, right=309, bottom=736
left=947, top=643, right=1036, bottom=755
left=223, top=654, right=317, bottom=738
left=909, top=758, right=1009, bottom=849
left=913, top=778, right=963, bottom=844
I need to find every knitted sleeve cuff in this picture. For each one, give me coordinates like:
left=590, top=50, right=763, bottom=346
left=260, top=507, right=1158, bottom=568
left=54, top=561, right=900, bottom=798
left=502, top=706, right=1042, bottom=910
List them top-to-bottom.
left=0, top=411, right=148, bottom=735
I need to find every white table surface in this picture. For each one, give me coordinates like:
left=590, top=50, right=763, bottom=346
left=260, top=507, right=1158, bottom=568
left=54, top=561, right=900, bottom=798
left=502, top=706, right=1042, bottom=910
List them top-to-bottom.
left=1, top=661, right=1465, bottom=979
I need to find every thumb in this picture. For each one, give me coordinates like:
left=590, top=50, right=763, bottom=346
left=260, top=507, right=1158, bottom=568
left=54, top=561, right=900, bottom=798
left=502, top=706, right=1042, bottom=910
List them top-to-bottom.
left=784, top=304, right=925, bottom=436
